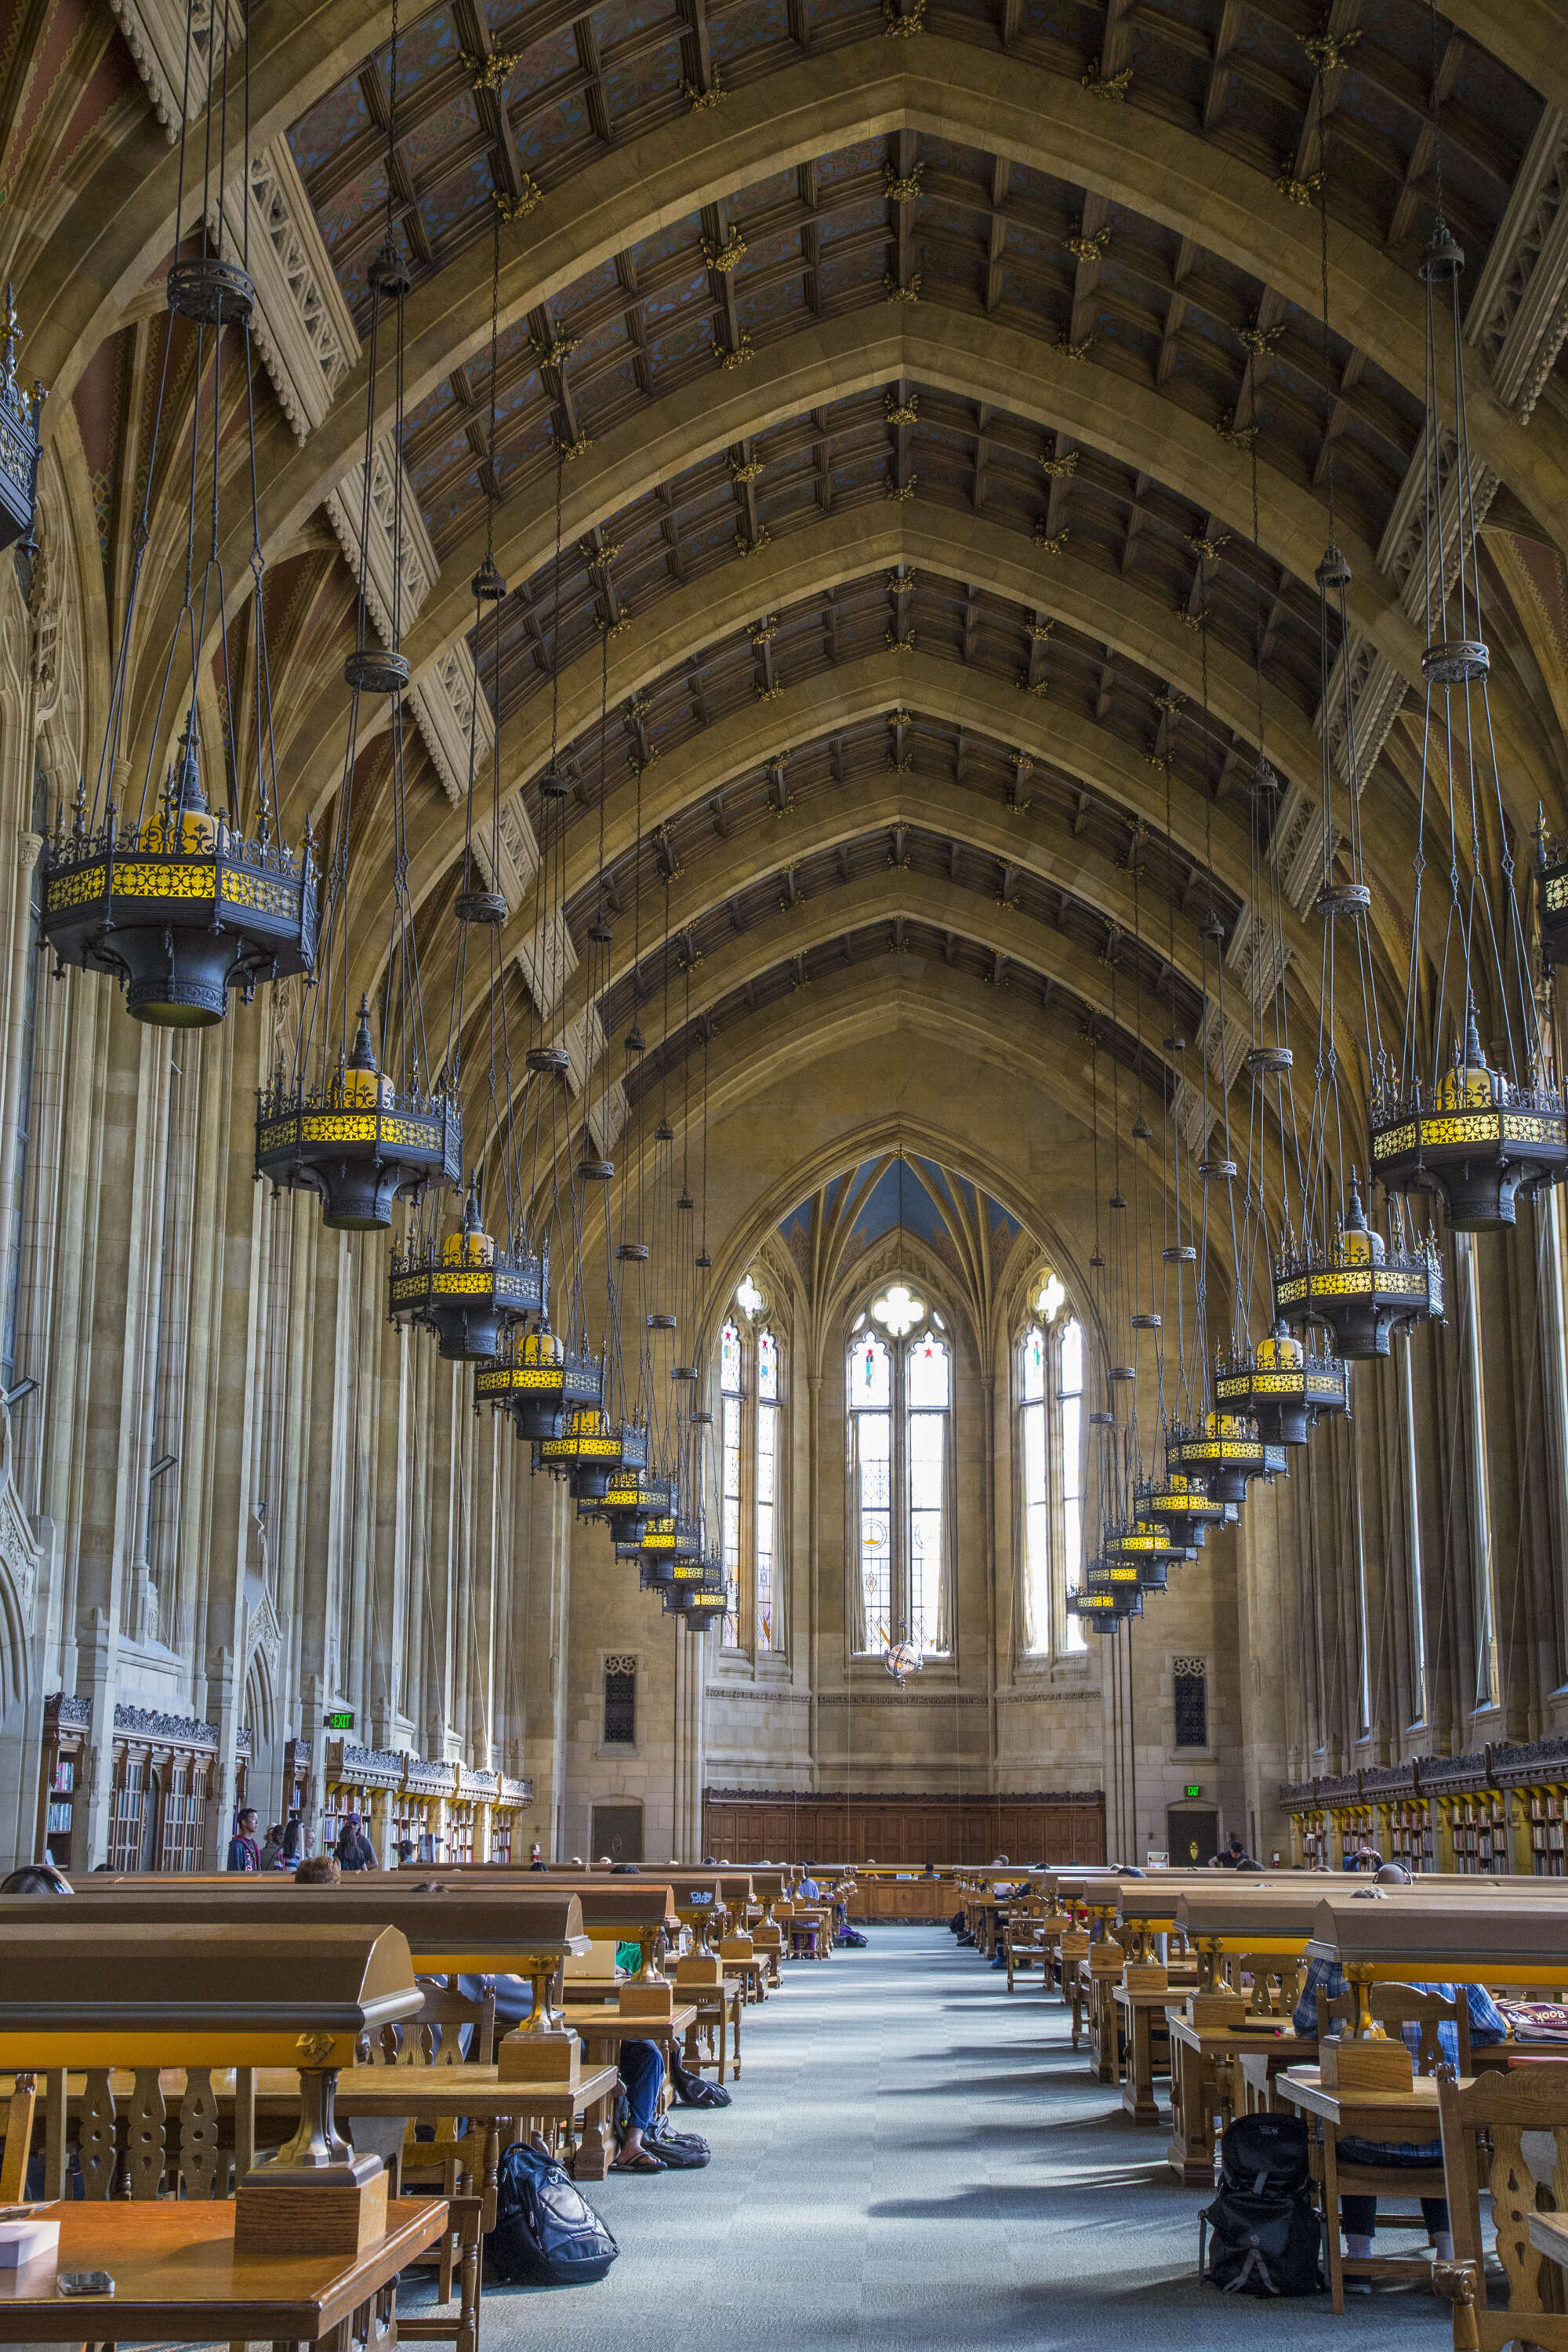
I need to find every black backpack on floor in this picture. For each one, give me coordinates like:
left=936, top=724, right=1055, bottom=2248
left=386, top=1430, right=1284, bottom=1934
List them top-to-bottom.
left=671, top=2060, right=731, bottom=2108
left=1199, top=2114, right=1323, bottom=2298
left=486, top=2140, right=619, bottom=2286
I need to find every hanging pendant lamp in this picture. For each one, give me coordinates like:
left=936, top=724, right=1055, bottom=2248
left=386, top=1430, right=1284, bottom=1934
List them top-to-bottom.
left=40, top=19, right=314, bottom=1025
left=255, top=34, right=459, bottom=1229
left=1370, top=213, right=1567, bottom=1228
left=1535, top=811, right=1568, bottom=970
left=257, top=992, right=459, bottom=1229
left=1273, top=1178, right=1442, bottom=1357
left=389, top=1183, right=546, bottom=1361
left=1215, top=1324, right=1348, bottom=1446
left=477, top=1327, right=604, bottom=1443
left=1165, top=1412, right=1282, bottom=1507
left=590, top=1468, right=673, bottom=1537
left=1143, top=1470, right=1224, bottom=1548
left=1102, top=1503, right=1196, bottom=1570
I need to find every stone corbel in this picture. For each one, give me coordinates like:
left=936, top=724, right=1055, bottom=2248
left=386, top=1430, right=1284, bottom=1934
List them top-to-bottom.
left=108, top=0, right=245, bottom=140
left=1468, top=106, right=1568, bottom=423
left=207, top=143, right=359, bottom=441
left=1313, top=423, right=1498, bottom=837
left=325, top=435, right=438, bottom=649
left=411, top=648, right=541, bottom=910
left=514, top=908, right=577, bottom=1016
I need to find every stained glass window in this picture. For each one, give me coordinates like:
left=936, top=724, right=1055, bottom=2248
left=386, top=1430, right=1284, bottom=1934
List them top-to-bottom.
left=717, top=1308, right=786, bottom=1651
left=721, top=1320, right=742, bottom=1646
left=848, top=1323, right=949, bottom=1657
left=756, top=1329, right=779, bottom=1648
left=851, top=1330, right=891, bottom=1410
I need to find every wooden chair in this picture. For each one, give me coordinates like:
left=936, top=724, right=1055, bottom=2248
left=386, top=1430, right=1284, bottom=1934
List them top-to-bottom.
left=1237, top=1951, right=1298, bottom=2018
left=1312, top=1981, right=1465, bottom=2309
left=381, top=1982, right=496, bottom=2312
left=1436, top=2057, right=1568, bottom=2352
left=0, top=2070, right=36, bottom=2201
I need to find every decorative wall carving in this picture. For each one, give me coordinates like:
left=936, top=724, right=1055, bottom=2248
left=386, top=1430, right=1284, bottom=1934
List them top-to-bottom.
left=208, top=143, right=359, bottom=441
left=325, top=435, right=438, bottom=650
left=112, top=1704, right=220, bottom=1747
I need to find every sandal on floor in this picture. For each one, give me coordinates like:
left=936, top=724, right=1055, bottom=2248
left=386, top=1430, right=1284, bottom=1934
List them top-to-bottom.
left=610, top=2147, right=667, bottom=2173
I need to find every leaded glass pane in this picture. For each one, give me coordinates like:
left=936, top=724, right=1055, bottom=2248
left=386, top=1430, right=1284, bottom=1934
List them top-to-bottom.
left=907, top=1331, right=949, bottom=1409
left=851, top=1334, right=891, bottom=1410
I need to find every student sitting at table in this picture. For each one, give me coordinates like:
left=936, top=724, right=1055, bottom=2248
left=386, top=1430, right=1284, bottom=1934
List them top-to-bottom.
left=295, top=1853, right=342, bottom=1884
left=0, top=1864, right=71, bottom=1894
left=1291, top=1893, right=1508, bottom=2278
left=442, top=1904, right=696, bottom=2175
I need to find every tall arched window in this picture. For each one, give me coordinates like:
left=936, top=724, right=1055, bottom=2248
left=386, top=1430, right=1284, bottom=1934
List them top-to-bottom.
left=1014, top=1272, right=1086, bottom=1656
left=716, top=1287, right=785, bottom=1653
left=848, top=1288, right=953, bottom=1657
left=1059, top=1315, right=1086, bottom=1653
left=720, top=1319, right=744, bottom=1646
left=1019, top=1322, right=1051, bottom=1650
left=756, top=1327, right=779, bottom=1646
left=850, top=1331, right=893, bottom=1652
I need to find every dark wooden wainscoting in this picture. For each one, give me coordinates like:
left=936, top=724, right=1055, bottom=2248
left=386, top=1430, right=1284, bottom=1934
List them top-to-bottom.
left=701, top=1788, right=1105, bottom=1907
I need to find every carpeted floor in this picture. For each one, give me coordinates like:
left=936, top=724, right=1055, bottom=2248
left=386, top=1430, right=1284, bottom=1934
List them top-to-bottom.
left=456, top=1928, right=1453, bottom=2350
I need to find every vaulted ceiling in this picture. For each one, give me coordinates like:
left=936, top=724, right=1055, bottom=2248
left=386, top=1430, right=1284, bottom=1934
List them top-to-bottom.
left=11, top=0, right=1568, bottom=1210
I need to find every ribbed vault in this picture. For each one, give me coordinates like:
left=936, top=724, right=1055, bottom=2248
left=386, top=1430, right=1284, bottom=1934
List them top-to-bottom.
left=10, top=0, right=1568, bottom=1225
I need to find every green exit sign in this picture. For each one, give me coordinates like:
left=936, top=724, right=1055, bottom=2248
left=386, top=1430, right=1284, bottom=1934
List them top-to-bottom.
left=325, top=1708, right=354, bottom=1731
left=1185, top=1783, right=1202, bottom=1799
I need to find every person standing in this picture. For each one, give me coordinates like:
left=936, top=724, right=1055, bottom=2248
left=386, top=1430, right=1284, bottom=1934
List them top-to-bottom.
left=227, top=1808, right=262, bottom=1871
left=336, top=1814, right=377, bottom=1871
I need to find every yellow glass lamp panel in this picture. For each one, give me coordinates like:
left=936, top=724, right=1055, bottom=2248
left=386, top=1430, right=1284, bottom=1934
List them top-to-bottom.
left=340, top=1065, right=395, bottom=1111
left=444, top=1228, right=496, bottom=1267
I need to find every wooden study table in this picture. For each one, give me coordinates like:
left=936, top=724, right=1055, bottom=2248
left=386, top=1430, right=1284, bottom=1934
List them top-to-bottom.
left=677, top=1977, right=745, bottom=2081
left=564, top=2001, right=698, bottom=2092
left=1165, top=2020, right=1313, bottom=2183
left=330, top=2060, right=622, bottom=2187
left=1277, top=2066, right=1448, bottom=2312
left=0, top=2194, right=447, bottom=2347
left=1527, top=2209, right=1568, bottom=2272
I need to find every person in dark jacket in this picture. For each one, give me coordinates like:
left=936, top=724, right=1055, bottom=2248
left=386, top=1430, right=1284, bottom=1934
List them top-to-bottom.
left=227, top=1808, right=261, bottom=1871
left=336, top=1814, right=377, bottom=1871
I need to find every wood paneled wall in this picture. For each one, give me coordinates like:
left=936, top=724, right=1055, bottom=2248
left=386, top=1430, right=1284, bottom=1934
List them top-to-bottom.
left=701, top=1788, right=1105, bottom=1866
